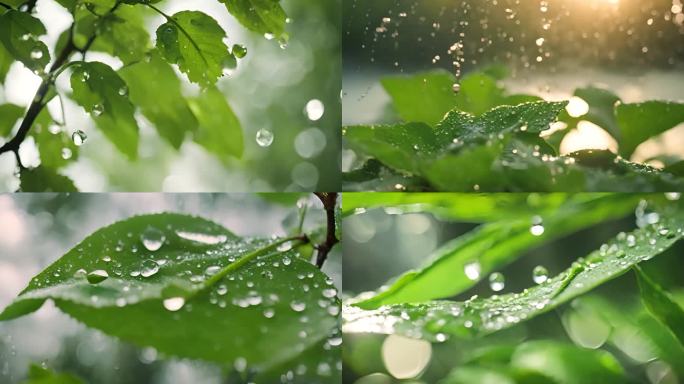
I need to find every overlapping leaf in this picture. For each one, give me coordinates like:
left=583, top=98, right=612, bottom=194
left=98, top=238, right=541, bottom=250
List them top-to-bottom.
left=219, top=0, right=288, bottom=39
left=0, top=10, right=50, bottom=73
left=188, top=86, right=244, bottom=160
left=19, top=166, right=78, bottom=192
left=344, top=206, right=684, bottom=340
left=0, top=213, right=339, bottom=377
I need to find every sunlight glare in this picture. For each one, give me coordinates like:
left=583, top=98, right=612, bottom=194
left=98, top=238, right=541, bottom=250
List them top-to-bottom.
left=559, top=121, right=618, bottom=154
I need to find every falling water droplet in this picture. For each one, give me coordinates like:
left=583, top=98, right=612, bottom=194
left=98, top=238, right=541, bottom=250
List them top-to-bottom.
left=232, top=44, right=247, bottom=58
left=256, top=128, right=274, bottom=147
left=72, top=130, right=87, bottom=146
left=141, top=227, right=165, bottom=251
left=140, top=259, right=160, bottom=277
left=464, top=261, right=481, bottom=280
left=533, top=265, right=549, bottom=284
left=87, top=270, right=109, bottom=284
left=488, top=272, right=505, bottom=292
left=163, top=297, right=185, bottom=311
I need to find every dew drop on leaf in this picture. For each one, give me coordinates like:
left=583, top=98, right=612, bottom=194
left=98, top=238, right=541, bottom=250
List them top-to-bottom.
left=30, top=47, right=43, bottom=59
left=452, top=83, right=461, bottom=93
left=118, top=86, right=128, bottom=97
left=92, top=104, right=104, bottom=116
left=255, top=128, right=274, bottom=147
left=72, top=130, right=87, bottom=146
left=61, top=148, right=72, bottom=160
left=530, top=215, right=545, bottom=236
left=141, top=227, right=165, bottom=251
left=175, top=230, right=227, bottom=245
left=626, top=234, right=636, bottom=247
left=140, top=259, right=159, bottom=277
left=464, top=261, right=481, bottom=280
left=205, top=265, right=220, bottom=276
left=533, top=265, right=549, bottom=284
left=73, top=268, right=87, bottom=279
left=86, top=269, right=108, bottom=284
left=488, top=272, right=505, bottom=292
left=216, top=284, right=228, bottom=295
left=322, top=288, right=337, bottom=298
left=162, top=297, right=185, bottom=311
left=290, top=301, right=306, bottom=312
left=263, top=308, right=275, bottom=318
left=234, top=357, right=248, bottom=372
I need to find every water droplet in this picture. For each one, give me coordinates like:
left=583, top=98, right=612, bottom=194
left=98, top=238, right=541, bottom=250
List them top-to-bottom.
left=264, top=33, right=274, bottom=40
left=232, top=44, right=247, bottom=58
left=30, top=47, right=43, bottom=59
left=452, top=83, right=461, bottom=93
left=118, top=86, right=128, bottom=97
left=305, top=99, right=325, bottom=121
left=256, top=128, right=274, bottom=147
left=72, top=130, right=87, bottom=146
left=61, top=148, right=72, bottom=160
left=530, top=215, right=545, bottom=236
left=141, top=227, right=165, bottom=251
left=175, top=230, right=227, bottom=245
left=626, top=234, right=636, bottom=248
left=102, top=255, right=111, bottom=262
left=140, top=259, right=159, bottom=277
left=464, top=261, right=481, bottom=280
left=205, top=265, right=220, bottom=276
left=533, top=265, right=549, bottom=284
left=74, top=268, right=87, bottom=278
left=87, top=270, right=108, bottom=284
left=488, top=272, right=505, bottom=292
left=216, top=284, right=228, bottom=295
left=322, top=288, right=337, bottom=298
left=163, top=297, right=185, bottom=311
left=290, top=301, right=306, bottom=312
left=263, top=308, right=275, bottom=318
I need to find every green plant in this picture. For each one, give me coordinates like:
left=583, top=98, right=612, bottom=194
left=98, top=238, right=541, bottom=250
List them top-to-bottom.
left=0, top=0, right=290, bottom=191
left=343, top=69, right=684, bottom=192
left=1, top=193, right=341, bottom=383
left=342, top=193, right=684, bottom=383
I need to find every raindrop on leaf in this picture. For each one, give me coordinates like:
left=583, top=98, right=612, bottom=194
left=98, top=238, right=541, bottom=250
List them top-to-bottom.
left=72, top=130, right=87, bottom=146
left=141, top=227, right=165, bottom=251
left=140, top=259, right=160, bottom=277
left=464, top=261, right=481, bottom=280
left=533, top=265, right=549, bottom=284
left=87, top=270, right=108, bottom=284
left=488, top=272, right=505, bottom=292
left=163, top=297, right=185, bottom=311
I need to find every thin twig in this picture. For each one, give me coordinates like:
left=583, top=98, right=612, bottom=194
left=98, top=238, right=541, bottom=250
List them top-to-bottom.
left=314, top=193, right=339, bottom=268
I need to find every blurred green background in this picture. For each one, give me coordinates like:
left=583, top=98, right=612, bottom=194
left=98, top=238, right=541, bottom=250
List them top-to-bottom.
left=0, top=0, right=341, bottom=192
left=0, top=193, right=341, bottom=383
left=342, top=193, right=684, bottom=384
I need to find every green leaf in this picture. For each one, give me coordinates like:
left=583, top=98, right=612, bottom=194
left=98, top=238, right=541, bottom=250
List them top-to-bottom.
left=219, top=0, right=287, bottom=39
left=89, top=4, right=151, bottom=64
left=0, top=10, right=50, bottom=74
left=156, top=11, right=234, bottom=86
left=0, top=42, right=13, bottom=84
left=118, top=51, right=198, bottom=149
left=70, top=61, right=139, bottom=159
left=187, top=86, right=244, bottom=160
left=567, top=86, right=621, bottom=138
left=616, top=101, right=684, bottom=158
left=0, top=102, right=24, bottom=137
left=30, top=108, right=80, bottom=169
left=342, top=159, right=430, bottom=192
left=19, top=167, right=78, bottom=192
left=353, top=194, right=639, bottom=309
left=344, top=206, right=684, bottom=339
left=0, top=213, right=338, bottom=373
left=635, top=266, right=684, bottom=347
left=510, top=341, right=624, bottom=384
left=22, top=364, right=84, bottom=384
left=438, top=366, right=516, bottom=384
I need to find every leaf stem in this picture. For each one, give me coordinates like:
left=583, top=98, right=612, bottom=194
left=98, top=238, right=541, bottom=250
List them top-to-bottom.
left=314, top=193, right=339, bottom=269
left=201, top=234, right=308, bottom=292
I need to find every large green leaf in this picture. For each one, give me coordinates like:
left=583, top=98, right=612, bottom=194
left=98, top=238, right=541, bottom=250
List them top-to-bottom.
left=219, top=0, right=287, bottom=39
left=89, top=4, right=151, bottom=65
left=0, top=10, right=50, bottom=74
left=156, top=11, right=234, bottom=86
left=0, top=42, right=13, bottom=84
left=118, top=51, right=198, bottom=149
left=70, top=61, right=139, bottom=160
left=188, top=86, right=244, bottom=160
left=616, top=101, right=684, bottom=158
left=0, top=102, right=24, bottom=137
left=30, top=108, right=80, bottom=169
left=19, top=166, right=78, bottom=192
left=352, top=194, right=639, bottom=309
left=344, top=205, right=684, bottom=340
left=0, top=213, right=339, bottom=375
left=635, top=266, right=684, bottom=347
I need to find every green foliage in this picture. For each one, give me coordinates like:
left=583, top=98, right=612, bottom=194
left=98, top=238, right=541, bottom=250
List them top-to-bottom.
left=219, top=0, right=288, bottom=39
left=0, top=10, right=50, bottom=74
left=344, top=69, right=684, bottom=191
left=188, top=86, right=244, bottom=160
left=0, top=103, right=24, bottom=136
left=19, top=166, right=78, bottom=192
left=1, top=213, right=340, bottom=380
left=636, top=266, right=684, bottom=347
left=22, top=364, right=84, bottom=384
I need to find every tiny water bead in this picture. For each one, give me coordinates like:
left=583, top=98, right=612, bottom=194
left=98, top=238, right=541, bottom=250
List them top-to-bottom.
left=232, top=44, right=247, bottom=58
left=30, top=47, right=43, bottom=60
left=118, top=86, right=128, bottom=97
left=92, top=104, right=104, bottom=116
left=255, top=128, right=274, bottom=147
left=72, top=130, right=87, bottom=146
left=61, top=148, right=72, bottom=160
left=141, top=227, right=165, bottom=251
left=140, top=259, right=160, bottom=277
left=464, top=261, right=481, bottom=280
left=533, top=265, right=549, bottom=284
left=87, top=270, right=109, bottom=284
left=488, top=272, right=505, bottom=292
left=163, top=297, right=185, bottom=311
left=290, top=301, right=306, bottom=312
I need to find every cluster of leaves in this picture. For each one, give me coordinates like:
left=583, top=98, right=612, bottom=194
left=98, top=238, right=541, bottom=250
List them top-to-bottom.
left=0, top=0, right=289, bottom=191
left=343, top=69, right=684, bottom=191
left=342, top=193, right=684, bottom=383
left=1, top=198, right=341, bottom=382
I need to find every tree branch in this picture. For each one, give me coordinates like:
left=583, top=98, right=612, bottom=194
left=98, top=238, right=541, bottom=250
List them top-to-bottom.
left=314, top=192, right=339, bottom=269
